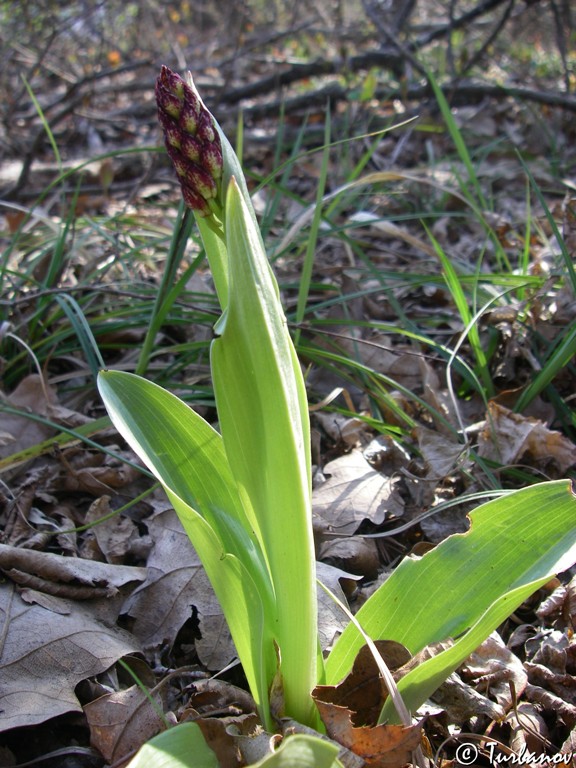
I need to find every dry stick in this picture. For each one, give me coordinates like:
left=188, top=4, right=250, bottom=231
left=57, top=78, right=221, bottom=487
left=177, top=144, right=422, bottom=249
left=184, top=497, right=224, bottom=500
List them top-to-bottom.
left=214, top=0, right=524, bottom=107
left=362, top=0, right=428, bottom=79
left=413, top=0, right=513, bottom=47
left=460, top=0, right=516, bottom=78
left=550, top=0, right=573, bottom=93
left=216, top=50, right=408, bottom=105
left=8, top=59, right=152, bottom=196
left=236, top=77, right=576, bottom=126
left=393, top=79, right=576, bottom=111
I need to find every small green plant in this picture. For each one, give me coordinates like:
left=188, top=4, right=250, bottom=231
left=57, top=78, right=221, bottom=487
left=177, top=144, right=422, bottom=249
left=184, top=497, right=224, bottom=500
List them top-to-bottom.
left=98, top=68, right=576, bottom=765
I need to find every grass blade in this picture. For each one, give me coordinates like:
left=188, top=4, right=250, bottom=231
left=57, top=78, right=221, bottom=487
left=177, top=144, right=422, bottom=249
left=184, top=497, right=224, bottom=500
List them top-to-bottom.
left=55, top=294, right=105, bottom=379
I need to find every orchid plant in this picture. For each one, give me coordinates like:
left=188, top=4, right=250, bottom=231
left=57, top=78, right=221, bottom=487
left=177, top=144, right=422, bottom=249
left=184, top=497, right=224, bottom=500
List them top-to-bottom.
left=98, top=68, right=576, bottom=765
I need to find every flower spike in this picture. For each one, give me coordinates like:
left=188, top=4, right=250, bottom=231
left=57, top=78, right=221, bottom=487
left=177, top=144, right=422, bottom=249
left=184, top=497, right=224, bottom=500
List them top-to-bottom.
left=156, top=65, right=223, bottom=218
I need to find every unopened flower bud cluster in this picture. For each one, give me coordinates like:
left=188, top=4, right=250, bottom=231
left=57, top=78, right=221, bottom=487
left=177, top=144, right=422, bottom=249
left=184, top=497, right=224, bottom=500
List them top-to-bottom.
left=156, top=65, right=223, bottom=216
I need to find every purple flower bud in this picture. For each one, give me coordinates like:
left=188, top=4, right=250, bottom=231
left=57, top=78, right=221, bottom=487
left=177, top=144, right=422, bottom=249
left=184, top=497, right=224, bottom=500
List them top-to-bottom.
left=156, top=65, right=223, bottom=217
left=180, top=103, right=200, bottom=135
left=196, top=112, right=216, bottom=144
left=163, top=123, right=181, bottom=150
left=181, top=134, right=201, bottom=164
left=202, top=142, right=223, bottom=180
left=187, top=165, right=218, bottom=200
left=182, top=187, right=211, bottom=216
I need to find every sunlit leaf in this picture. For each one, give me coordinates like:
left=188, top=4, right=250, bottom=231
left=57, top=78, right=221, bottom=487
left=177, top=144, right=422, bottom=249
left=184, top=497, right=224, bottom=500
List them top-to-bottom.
left=325, top=480, right=576, bottom=722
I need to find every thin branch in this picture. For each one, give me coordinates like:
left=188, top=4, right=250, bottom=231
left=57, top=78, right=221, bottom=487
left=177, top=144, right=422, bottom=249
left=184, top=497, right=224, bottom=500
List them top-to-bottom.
left=413, top=0, right=513, bottom=48
left=462, top=0, right=516, bottom=76
left=235, top=75, right=576, bottom=121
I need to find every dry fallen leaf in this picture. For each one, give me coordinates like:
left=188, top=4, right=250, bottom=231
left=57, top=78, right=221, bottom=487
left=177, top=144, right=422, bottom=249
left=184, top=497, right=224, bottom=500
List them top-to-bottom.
left=0, top=374, right=91, bottom=462
left=478, top=402, right=576, bottom=472
left=314, top=411, right=369, bottom=448
left=414, top=426, right=465, bottom=480
left=313, top=451, right=404, bottom=536
left=83, top=495, right=141, bottom=564
left=122, top=505, right=236, bottom=669
left=318, top=536, right=380, bottom=580
left=0, top=543, right=146, bottom=600
left=316, top=561, right=361, bottom=651
left=0, top=583, right=141, bottom=730
left=460, top=632, right=527, bottom=713
left=313, top=642, right=422, bottom=767
left=431, top=671, right=505, bottom=723
left=84, top=685, right=166, bottom=765
left=507, top=701, right=549, bottom=760
left=560, top=723, right=576, bottom=766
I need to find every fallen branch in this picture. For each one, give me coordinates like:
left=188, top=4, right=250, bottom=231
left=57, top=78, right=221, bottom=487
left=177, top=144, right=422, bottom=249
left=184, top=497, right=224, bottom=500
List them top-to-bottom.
left=236, top=75, right=576, bottom=121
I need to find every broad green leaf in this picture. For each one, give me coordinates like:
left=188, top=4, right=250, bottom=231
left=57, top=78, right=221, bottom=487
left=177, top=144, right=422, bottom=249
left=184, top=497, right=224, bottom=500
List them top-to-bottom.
left=210, top=178, right=318, bottom=726
left=97, top=370, right=276, bottom=726
left=97, top=371, right=265, bottom=575
left=325, top=480, right=576, bottom=719
left=166, top=487, right=275, bottom=725
left=381, top=580, right=558, bottom=722
left=125, top=722, right=219, bottom=768
left=124, top=725, right=342, bottom=768
left=252, top=734, right=343, bottom=768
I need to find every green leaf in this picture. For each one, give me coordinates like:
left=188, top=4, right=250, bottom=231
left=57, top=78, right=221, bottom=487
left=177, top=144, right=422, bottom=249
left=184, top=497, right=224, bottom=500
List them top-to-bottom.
left=210, top=178, right=319, bottom=726
left=196, top=216, right=229, bottom=310
left=97, top=370, right=277, bottom=726
left=98, top=371, right=253, bottom=556
left=325, top=480, right=576, bottom=720
left=166, top=486, right=275, bottom=726
left=124, top=723, right=219, bottom=768
left=124, top=726, right=342, bottom=768
left=252, top=734, right=343, bottom=768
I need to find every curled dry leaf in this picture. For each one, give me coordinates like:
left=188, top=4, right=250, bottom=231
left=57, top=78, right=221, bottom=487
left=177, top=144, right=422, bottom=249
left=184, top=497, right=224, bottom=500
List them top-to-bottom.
left=478, top=402, right=576, bottom=473
left=314, top=411, right=369, bottom=448
left=413, top=426, right=466, bottom=481
left=55, top=450, right=142, bottom=495
left=84, top=495, right=141, bottom=565
left=318, top=536, right=381, bottom=581
left=0, top=543, right=146, bottom=598
left=316, top=562, right=362, bottom=651
left=536, top=574, right=576, bottom=628
left=529, top=630, right=571, bottom=674
left=460, top=633, right=527, bottom=712
left=313, top=642, right=422, bottom=767
left=525, top=659, right=576, bottom=711
left=430, top=671, right=505, bottom=724
left=180, top=683, right=260, bottom=768
left=525, top=683, right=576, bottom=728
left=507, top=701, right=549, bottom=759
left=198, top=714, right=262, bottom=768
left=560, top=722, right=576, bottom=765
